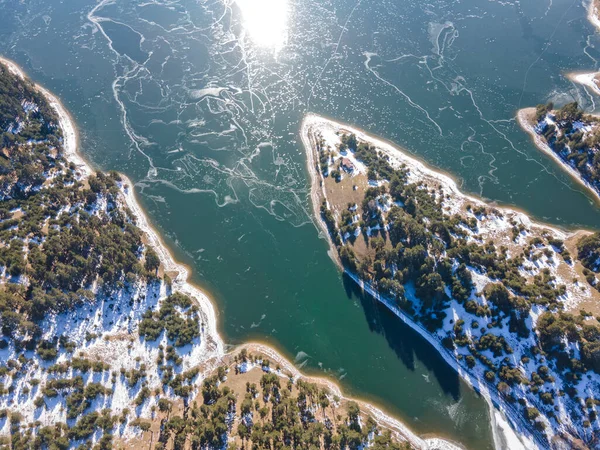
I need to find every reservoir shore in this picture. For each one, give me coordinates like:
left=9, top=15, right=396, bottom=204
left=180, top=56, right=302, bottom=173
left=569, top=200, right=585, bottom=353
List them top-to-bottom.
left=0, top=56, right=464, bottom=450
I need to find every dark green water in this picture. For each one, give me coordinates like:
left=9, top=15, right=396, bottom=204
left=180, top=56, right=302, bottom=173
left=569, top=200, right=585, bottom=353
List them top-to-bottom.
left=3, top=0, right=600, bottom=447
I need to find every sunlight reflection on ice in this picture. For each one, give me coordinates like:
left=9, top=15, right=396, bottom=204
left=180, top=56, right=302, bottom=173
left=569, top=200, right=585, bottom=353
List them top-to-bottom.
left=234, top=0, right=289, bottom=51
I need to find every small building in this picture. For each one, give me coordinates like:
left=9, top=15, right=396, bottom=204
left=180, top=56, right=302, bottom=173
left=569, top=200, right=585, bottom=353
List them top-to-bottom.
left=340, top=157, right=355, bottom=173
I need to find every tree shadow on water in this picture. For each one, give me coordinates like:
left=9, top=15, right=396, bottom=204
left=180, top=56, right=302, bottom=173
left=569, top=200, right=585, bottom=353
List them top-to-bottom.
left=342, top=273, right=461, bottom=401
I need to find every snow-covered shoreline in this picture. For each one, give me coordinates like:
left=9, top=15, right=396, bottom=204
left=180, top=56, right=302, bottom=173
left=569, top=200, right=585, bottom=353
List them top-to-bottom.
left=589, top=0, right=600, bottom=33
left=0, top=55, right=225, bottom=368
left=0, top=56, right=91, bottom=179
left=0, top=57, right=465, bottom=450
left=567, top=71, right=600, bottom=97
left=516, top=107, right=600, bottom=205
left=300, top=113, right=573, bottom=450
left=302, top=113, right=341, bottom=266
left=303, top=113, right=572, bottom=239
left=120, top=176, right=224, bottom=362
left=345, top=272, right=537, bottom=450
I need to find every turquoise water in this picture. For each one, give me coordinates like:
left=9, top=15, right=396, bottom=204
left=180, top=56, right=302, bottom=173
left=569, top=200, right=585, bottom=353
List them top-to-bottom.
left=2, top=0, right=600, bottom=447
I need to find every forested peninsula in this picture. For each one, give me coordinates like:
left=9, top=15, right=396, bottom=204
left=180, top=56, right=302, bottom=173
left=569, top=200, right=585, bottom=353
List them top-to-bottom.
left=0, top=60, right=459, bottom=450
left=518, top=103, right=600, bottom=203
left=303, top=114, right=600, bottom=450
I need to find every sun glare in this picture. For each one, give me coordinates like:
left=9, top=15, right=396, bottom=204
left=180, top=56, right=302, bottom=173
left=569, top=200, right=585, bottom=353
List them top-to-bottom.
left=234, top=0, right=289, bottom=51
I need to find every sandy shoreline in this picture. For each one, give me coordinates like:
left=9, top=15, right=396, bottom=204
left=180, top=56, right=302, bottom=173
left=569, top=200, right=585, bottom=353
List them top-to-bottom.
left=1, top=55, right=227, bottom=370
left=0, top=57, right=465, bottom=450
left=516, top=107, right=600, bottom=205
left=300, top=113, right=562, bottom=450
left=303, top=113, right=575, bottom=239
left=301, top=116, right=345, bottom=269
left=242, top=342, right=464, bottom=450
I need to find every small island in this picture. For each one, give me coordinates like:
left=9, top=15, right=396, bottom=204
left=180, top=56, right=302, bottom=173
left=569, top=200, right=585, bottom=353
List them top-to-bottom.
left=303, top=113, right=600, bottom=449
